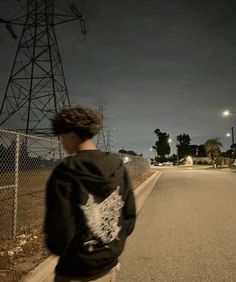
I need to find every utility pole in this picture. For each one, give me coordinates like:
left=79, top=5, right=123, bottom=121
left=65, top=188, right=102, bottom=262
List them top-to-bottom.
left=0, top=0, right=86, bottom=135
left=231, top=126, right=235, bottom=159
left=231, top=127, right=235, bottom=146
left=176, top=143, right=179, bottom=165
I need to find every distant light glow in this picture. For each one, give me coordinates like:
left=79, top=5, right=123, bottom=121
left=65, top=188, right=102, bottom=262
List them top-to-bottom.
left=223, top=110, right=230, bottom=117
left=226, top=133, right=231, bottom=137
left=168, top=138, right=172, bottom=143
left=123, top=156, right=130, bottom=163
left=186, top=156, right=193, bottom=165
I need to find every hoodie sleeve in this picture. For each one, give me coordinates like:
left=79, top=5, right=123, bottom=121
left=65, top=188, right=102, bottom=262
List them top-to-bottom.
left=44, top=165, right=76, bottom=256
left=122, top=168, right=136, bottom=236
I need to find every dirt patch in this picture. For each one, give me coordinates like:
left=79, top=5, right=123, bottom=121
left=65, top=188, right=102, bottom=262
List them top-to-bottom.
left=0, top=169, right=157, bottom=282
left=132, top=169, right=156, bottom=189
left=0, top=229, right=49, bottom=282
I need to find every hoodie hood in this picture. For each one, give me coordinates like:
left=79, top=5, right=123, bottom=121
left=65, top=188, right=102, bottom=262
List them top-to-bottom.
left=61, top=150, right=124, bottom=198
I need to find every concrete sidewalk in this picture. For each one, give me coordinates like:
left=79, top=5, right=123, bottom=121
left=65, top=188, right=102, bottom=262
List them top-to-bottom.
left=21, top=170, right=161, bottom=282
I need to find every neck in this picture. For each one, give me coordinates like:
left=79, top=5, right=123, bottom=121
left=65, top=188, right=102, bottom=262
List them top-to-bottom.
left=78, top=139, right=97, bottom=151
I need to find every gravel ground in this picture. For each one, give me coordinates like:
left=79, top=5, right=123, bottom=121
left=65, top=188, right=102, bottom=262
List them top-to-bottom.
left=0, top=230, right=49, bottom=282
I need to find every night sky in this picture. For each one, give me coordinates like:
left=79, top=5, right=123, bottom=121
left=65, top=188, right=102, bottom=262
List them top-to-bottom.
left=0, top=0, right=236, bottom=157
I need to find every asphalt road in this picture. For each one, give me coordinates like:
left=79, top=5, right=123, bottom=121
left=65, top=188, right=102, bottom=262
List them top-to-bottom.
left=116, top=167, right=236, bottom=282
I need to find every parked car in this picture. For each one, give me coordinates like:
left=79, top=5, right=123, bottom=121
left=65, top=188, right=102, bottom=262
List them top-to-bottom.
left=173, top=160, right=186, bottom=166
left=162, top=161, right=173, bottom=166
left=154, top=162, right=163, bottom=166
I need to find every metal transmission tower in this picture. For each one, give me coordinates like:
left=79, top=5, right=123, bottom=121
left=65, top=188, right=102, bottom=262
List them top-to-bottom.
left=0, top=0, right=86, bottom=135
left=96, top=103, right=108, bottom=151
left=106, top=128, right=114, bottom=152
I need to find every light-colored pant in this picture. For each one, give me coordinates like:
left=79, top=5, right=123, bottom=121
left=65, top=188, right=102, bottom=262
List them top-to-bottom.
left=54, top=264, right=119, bottom=282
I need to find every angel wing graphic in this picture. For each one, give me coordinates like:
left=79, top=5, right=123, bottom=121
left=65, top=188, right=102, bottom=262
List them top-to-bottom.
left=80, top=186, right=124, bottom=244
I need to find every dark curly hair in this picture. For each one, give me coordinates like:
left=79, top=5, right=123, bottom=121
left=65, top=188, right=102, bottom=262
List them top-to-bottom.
left=51, top=106, right=102, bottom=140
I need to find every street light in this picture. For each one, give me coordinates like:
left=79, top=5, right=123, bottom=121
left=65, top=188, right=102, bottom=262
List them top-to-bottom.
left=222, top=110, right=235, bottom=159
left=222, top=110, right=236, bottom=117
left=223, top=110, right=230, bottom=117
left=226, top=132, right=234, bottom=152
left=168, top=138, right=179, bottom=165
left=149, top=146, right=156, bottom=159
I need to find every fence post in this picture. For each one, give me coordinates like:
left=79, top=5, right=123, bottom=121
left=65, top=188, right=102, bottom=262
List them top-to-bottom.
left=13, top=134, right=20, bottom=238
left=56, top=135, right=62, bottom=160
left=59, top=142, right=62, bottom=160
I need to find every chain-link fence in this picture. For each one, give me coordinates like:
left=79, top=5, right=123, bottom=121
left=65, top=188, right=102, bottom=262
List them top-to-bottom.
left=0, top=129, right=149, bottom=240
left=0, top=129, right=63, bottom=240
left=118, top=153, right=150, bottom=181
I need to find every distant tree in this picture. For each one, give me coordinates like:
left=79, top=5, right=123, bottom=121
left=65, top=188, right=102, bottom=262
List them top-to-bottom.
left=154, top=129, right=170, bottom=158
left=176, top=133, right=191, bottom=159
left=176, top=133, right=191, bottom=146
left=204, top=138, right=222, bottom=168
left=185, top=144, right=198, bottom=156
left=197, top=144, right=207, bottom=157
left=119, top=149, right=127, bottom=154
left=119, top=149, right=138, bottom=156
left=222, top=149, right=233, bottom=158
left=126, top=150, right=137, bottom=156
left=168, top=153, right=177, bottom=162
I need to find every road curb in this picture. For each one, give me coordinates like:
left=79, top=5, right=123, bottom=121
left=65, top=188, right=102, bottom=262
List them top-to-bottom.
left=21, top=170, right=161, bottom=282
left=134, top=171, right=161, bottom=214
left=21, top=255, right=57, bottom=282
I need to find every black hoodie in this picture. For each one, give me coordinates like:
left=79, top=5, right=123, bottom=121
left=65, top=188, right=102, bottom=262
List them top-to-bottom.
left=44, top=150, right=136, bottom=280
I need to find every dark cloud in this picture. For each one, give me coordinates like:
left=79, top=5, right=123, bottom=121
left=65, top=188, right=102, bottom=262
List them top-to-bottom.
left=0, top=0, right=236, bottom=156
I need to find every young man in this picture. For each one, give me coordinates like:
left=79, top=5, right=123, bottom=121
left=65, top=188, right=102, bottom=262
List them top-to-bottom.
left=44, top=106, right=136, bottom=282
